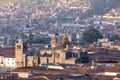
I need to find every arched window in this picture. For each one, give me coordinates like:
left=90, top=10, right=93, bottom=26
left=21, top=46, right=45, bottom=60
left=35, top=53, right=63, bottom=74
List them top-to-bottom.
left=17, top=45, right=21, bottom=49
left=58, top=53, right=60, bottom=58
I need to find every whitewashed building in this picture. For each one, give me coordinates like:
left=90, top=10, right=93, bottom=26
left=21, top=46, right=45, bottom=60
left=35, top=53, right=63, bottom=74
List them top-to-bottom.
left=0, top=53, right=16, bottom=68
left=3, top=57, right=15, bottom=68
left=15, top=69, right=32, bottom=78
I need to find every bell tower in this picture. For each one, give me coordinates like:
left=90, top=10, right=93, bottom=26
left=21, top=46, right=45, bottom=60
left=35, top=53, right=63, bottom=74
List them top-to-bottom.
left=51, top=37, right=57, bottom=48
left=15, top=40, right=27, bottom=68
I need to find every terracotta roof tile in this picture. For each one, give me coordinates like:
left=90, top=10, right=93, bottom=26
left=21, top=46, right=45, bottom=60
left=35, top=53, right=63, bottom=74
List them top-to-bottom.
left=16, top=69, right=31, bottom=73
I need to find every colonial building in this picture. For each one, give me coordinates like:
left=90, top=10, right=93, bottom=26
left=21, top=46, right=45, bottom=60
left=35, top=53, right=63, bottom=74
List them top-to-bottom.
left=40, top=36, right=84, bottom=65
left=0, top=40, right=39, bottom=68
left=15, top=40, right=27, bottom=68
left=15, top=40, right=39, bottom=68
left=40, top=49, right=80, bottom=64
left=0, top=50, right=15, bottom=68
left=27, top=54, right=38, bottom=67
left=3, top=56, right=15, bottom=68
left=14, top=69, right=32, bottom=78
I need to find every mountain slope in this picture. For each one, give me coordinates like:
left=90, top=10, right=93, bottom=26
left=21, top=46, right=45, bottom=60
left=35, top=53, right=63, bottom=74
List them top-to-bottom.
left=80, top=0, right=120, bottom=18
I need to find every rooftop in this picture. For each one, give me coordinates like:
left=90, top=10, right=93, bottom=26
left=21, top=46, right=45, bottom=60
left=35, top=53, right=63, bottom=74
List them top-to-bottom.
left=14, top=69, right=31, bottom=73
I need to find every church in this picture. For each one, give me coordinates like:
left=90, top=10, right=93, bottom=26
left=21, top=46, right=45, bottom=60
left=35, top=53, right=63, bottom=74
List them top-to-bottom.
left=40, top=36, right=83, bottom=65
left=0, top=40, right=39, bottom=68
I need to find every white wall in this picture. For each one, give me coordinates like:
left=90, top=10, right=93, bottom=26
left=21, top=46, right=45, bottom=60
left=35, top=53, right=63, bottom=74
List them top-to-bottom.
left=3, top=58, right=15, bottom=68
left=47, top=65, right=64, bottom=69
left=18, top=72, right=31, bottom=78
left=104, top=72, right=118, bottom=76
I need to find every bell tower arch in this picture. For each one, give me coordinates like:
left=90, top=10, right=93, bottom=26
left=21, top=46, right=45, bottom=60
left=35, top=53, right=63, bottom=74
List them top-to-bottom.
left=15, top=40, right=27, bottom=68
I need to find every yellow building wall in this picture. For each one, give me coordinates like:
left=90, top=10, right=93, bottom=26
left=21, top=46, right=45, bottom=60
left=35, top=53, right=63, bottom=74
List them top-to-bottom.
left=40, top=49, right=76, bottom=64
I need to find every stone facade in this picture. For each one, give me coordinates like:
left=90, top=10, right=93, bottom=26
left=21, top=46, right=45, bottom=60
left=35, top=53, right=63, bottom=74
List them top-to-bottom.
left=0, top=40, right=39, bottom=68
left=15, top=40, right=27, bottom=68
left=15, top=40, right=39, bottom=68
left=40, top=49, right=80, bottom=65
left=27, top=55, right=38, bottom=67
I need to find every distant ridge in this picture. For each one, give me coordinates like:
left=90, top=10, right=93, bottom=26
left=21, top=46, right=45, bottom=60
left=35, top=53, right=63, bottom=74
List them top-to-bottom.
left=80, top=0, right=120, bottom=18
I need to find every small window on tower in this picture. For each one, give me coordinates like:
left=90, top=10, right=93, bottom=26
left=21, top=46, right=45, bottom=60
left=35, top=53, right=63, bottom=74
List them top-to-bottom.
left=17, top=45, right=21, bottom=49
left=58, top=53, right=60, bottom=58
left=1, top=62, right=3, bottom=64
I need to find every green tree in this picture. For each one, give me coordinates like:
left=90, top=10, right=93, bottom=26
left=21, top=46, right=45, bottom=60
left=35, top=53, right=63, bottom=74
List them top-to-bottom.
left=82, top=28, right=103, bottom=43
left=62, top=36, right=69, bottom=48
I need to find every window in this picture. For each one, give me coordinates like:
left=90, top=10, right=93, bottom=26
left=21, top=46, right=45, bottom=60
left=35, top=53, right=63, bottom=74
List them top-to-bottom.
left=17, top=45, right=21, bottom=49
left=66, top=52, right=73, bottom=59
left=51, top=53, right=52, bottom=56
left=55, top=53, right=60, bottom=58
left=58, top=53, right=60, bottom=58
left=73, top=53, right=78, bottom=58
left=1, top=62, right=3, bottom=64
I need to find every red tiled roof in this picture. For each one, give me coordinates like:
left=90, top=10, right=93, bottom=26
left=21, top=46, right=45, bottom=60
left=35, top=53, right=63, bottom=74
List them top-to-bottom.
left=0, top=47, right=15, bottom=53
left=0, top=47, right=15, bottom=58
left=3, top=53, right=15, bottom=58
left=103, top=66, right=120, bottom=72
left=16, top=69, right=31, bottom=73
